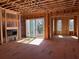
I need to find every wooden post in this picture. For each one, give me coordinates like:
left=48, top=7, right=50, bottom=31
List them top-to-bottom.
left=0, top=9, right=3, bottom=44
left=5, top=11, right=8, bottom=43
left=44, top=12, right=50, bottom=40
left=16, top=14, right=19, bottom=41
left=18, top=14, right=22, bottom=40
left=73, top=16, right=79, bottom=40
left=74, top=16, right=78, bottom=36
left=77, top=16, right=79, bottom=40
left=50, top=17, right=53, bottom=39
left=53, top=17, right=57, bottom=35
left=21, top=18, right=26, bottom=38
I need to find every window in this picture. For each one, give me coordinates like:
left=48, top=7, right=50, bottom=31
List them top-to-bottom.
left=69, top=19, right=74, bottom=31
left=57, top=20, right=62, bottom=31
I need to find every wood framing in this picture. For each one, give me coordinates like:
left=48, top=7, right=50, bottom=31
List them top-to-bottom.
left=0, top=0, right=79, bottom=42
left=0, top=8, right=3, bottom=44
left=0, top=8, right=21, bottom=44
left=5, top=9, right=19, bottom=43
left=44, top=12, right=50, bottom=39
left=74, top=16, right=78, bottom=36
left=77, top=16, right=79, bottom=40
left=50, top=17, right=53, bottom=39
left=62, top=17, right=69, bottom=35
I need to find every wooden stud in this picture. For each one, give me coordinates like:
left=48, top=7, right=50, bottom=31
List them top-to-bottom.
left=0, top=9, right=3, bottom=44
left=44, top=12, right=50, bottom=39
left=74, top=16, right=78, bottom=36
left=77, top=16, right=79, bottom=40
left=50, top=17, right=53, bottom=39
left=53, top=17, right=57, bottom=35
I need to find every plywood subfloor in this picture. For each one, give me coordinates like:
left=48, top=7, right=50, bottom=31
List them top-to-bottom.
left=0, top=38, right=79, bottom=59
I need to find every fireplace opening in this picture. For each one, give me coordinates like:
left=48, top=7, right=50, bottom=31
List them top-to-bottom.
left=7, top=30, right=17, bottom=41
left=7, top=30, right=17, bottom=36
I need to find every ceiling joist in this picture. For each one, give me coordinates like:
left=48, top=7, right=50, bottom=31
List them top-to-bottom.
left=0, top=0, right=79, bottom=16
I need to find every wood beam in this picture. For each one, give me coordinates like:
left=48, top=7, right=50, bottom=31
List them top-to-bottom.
left=0, top=9, right=3, bottom=44
left=44, top=12, right=50, bottom=39
left=50, top=16, right=53, bottom=39
left=74, top=16, right=78, bottom=36
left=77, top=16, right=79, bottom=40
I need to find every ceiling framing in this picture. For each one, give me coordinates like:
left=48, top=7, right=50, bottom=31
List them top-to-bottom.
left=0, top=0, right=79, bottom=16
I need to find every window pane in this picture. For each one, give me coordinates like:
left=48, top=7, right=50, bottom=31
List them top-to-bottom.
left=26, top=18, right=44, bottom=38
left=36, top=18, right=44, bottom=37
left=69, top=19, right=74, bottom=31
left=26, top=20, right=30, bottom=37
left=30, top=20, right=36, bottom=37
left=57, top=20, right=62, bottom=31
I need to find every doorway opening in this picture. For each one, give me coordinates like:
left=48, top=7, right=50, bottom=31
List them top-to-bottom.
left=26, top=18, right=44, bottom=39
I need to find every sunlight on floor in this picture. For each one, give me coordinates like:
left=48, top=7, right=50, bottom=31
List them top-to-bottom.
left=56, top=35, right=78, bottom=39
left=58, top=35, right=64, bottom=38
left=16, top=36, right=78, bottom=46
left=71, top=36, right=78, bottom=39
left=16, top=38, right=44, bottom=45
left=16, top=38, right=34, bottom=43
left=29, top=38, right=44, bottom=45
left=17, top=39, right=26, bottom=43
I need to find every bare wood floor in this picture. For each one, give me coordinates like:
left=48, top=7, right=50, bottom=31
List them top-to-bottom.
left=0, top=37, right=79, bottom=59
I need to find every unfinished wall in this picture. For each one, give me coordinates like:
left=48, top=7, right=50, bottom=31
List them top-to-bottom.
left=0, top=8, right=21, bottom=44
left=22, top=13, right=78, bottom=39
left=44, top=13, right=50, bottom=39
left=51, top=16, right=78, bottom=36
left=74, top=16, right=78, bottom=36
left=21, top=17, right=26, bottom=38
left=53, top=17, right=57, bottom=35
left=62, top=17, right=69, bottom=35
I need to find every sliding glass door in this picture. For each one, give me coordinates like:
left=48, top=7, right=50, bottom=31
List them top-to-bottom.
left=26, top=18, right=44, bottom=38
left=36, top=18, right=44, bottom=38
left=26, top=20, right=30, bottom=37
left=30, top=20, right=36, bottom=37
